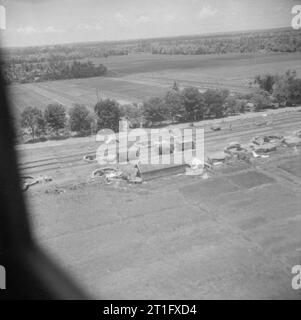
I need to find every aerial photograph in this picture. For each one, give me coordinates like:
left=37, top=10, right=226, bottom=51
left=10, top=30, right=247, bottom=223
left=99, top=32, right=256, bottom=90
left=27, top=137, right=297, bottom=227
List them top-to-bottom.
left=0, top=0, right=300, bottom=303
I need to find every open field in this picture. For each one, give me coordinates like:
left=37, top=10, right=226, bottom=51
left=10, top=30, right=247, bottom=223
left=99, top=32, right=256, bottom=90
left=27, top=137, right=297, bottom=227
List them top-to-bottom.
left=9, top=52, right=301, bottom=112
left=18, top=108, right=301, bottom=299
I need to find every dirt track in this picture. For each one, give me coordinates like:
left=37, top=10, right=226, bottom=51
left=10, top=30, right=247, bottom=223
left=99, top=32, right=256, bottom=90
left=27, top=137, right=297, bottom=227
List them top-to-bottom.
left=21, top=108, right=301, bottom=299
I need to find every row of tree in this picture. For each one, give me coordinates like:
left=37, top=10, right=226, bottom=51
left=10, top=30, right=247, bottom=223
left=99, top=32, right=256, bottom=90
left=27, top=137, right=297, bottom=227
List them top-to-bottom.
left=19, top=70, right=301, bottom=142
left=17, top=85, right=231, bottom=142
left=20, top=101, right=121, bottom=142
left=21, top=104, right=68, bottom=141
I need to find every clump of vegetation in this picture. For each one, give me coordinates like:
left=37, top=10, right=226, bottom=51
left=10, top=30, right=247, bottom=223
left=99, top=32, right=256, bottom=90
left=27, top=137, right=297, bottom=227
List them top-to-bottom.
left=4, top=59, right=107, bottom=84
left=272, top=70, right=301, bottom=106
left=254, top=74, right=278, bottom=93
left=180, top=87, right=205, bottom=122
left=164, top=88, right=185, bottom=123
left=203, top=89, right=229, bottom=118
left=250, top=90, right=271, bottom=111
left=142, top=97, right=168, bottom=125
left=94, top=99, right=121, bottom=133
left=44, top=104, right=67, bottom=135
left=69, top=104, right=93, bottom=136
left=21, top=107, right=45, bottom=141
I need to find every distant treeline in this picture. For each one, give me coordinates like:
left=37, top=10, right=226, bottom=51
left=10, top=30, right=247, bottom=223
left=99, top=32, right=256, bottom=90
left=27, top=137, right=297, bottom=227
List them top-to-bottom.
left=3, top=28, right=301, bottom=84
left=4, top=28, right=301, bottom=64
left=150, top=29, right=301, bottom=55
left=4, top=47, right=129, bottom=64
left=3, top=59, right=108, bottom=84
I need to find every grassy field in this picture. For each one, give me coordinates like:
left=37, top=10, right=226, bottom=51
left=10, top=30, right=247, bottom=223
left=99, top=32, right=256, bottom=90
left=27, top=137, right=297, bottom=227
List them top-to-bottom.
left=9, top=52, right=301, bottom=113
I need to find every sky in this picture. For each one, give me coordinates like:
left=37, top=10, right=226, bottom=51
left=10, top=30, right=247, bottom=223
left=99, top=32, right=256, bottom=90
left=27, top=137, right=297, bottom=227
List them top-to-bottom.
left=0, top=0, right=299, bottom=47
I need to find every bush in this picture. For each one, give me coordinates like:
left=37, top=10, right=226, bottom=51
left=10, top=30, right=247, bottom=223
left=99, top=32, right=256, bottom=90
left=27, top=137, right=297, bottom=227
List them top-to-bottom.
left=254, top=74, right=278, bottom=93
left=250, top=91, right=270, bottom=111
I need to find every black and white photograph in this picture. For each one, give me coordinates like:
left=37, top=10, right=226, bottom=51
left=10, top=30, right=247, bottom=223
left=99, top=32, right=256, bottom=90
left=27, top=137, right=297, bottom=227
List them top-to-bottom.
left=0, top=0, right=301, bottom=303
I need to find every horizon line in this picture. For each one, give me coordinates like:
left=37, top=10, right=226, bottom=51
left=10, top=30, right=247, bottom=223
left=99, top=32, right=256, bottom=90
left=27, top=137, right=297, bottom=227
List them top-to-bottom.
left=2, top=25, right=292, bottom=50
